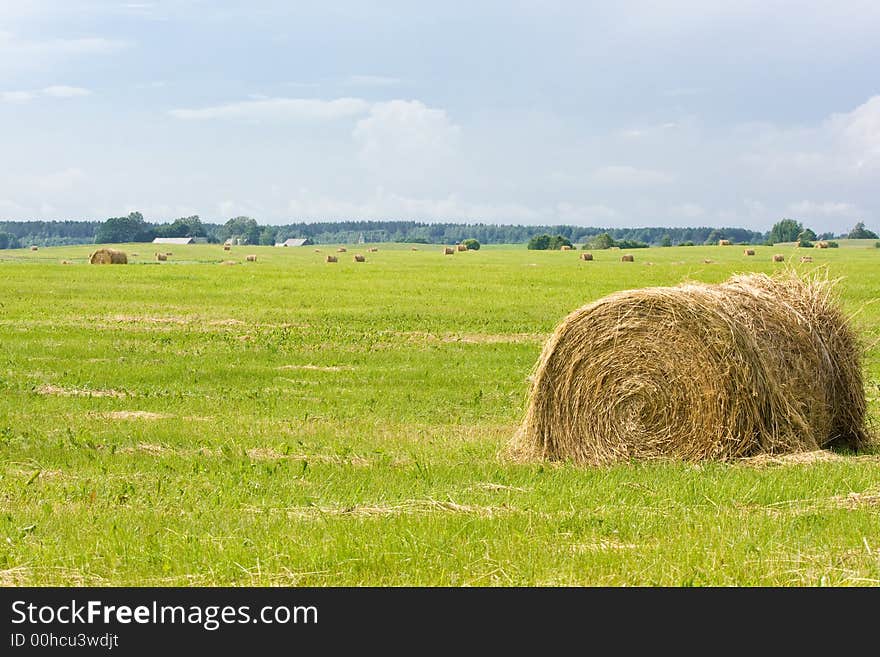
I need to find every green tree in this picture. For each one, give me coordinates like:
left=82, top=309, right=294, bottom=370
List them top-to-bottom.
left=94, top=211, right=154, bottom=243
left=222, top=216, right=261, bottom=245
left=767, top=218, right=803, bottom=244
left=847, top=221, right=878, bottom=239
left=258, top=227, right=277, bottom=246
left=0, top=231, right=20, bottom=249
left=585, top=232, right=615, bottom=250
left=527, top=234, right=552, bottom=250
left=549, top=234, right=573, bottom=250
left=660, top=234, right=672, bottom=247
left=461, top=238, right=480, bottom=250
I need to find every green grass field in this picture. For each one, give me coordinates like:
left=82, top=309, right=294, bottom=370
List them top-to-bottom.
left=1, top=241, right=878, bottom=586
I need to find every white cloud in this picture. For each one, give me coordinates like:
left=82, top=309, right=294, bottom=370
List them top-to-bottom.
left=0, top=32, right=130, bottom=58
left=42, top=85, right=91, bottom=98
left=0, top=90, right=35, bottom=103
left=169, top=97, right=371, bottom=121
left=353, top=100, right=462, bottom=184
left=590, top=165, right=675, bottom=186
left=786, top=200, right=861, bottom=218
left=555, top=202, right=617, bottom=222
left=669, top=202, right=705, bottom=218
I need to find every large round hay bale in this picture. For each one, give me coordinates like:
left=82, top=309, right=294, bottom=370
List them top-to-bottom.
left=718, top=239, right=731, bottom=246
left=815, top=241, right=829, bottom=249
left=457, top=244, right=468, bottom=252
left=30, top=245, right=38, bottom=251
left=560, top=245, right=573, bottom=251
left=337, top=247, right=347, bottom=253
left=443, top=247, right=455, bottom=255
left=89, top=248, right=128, bottom=264
left=743, top=249, right=755, bottom=256
left=155, top=252, right=167, bottom=262
left=580, top=252, right=593, bottom=261
left=245, top=254, right=257, bottom=262
left=353, top=254, right=365, bottom=262
left=620, top=254, right=634, bottom=262
left=772, top=254, right=785, bottom=262
left=325, top=255, right=338, bottom=263
left=511, top=272, right=868, bottom=465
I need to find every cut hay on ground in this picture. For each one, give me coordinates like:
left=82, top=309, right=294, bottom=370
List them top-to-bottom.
left=718, top=239, right=731, bottom=246
left=815, top=241, right=829, bottom=249
left=457, top=244, right=468, bottom=252
left=560, top=245, right=573, bottom=250
left=337, top=247, right=347, bottom=252
left=368, top=247, right=378, bottom=252
left=411, top=247, right=419, bottom=251
left=443, top=247, right=455, bottom=255
left=89, top=248, right=128, bottom=264
left=744, top=249, right=755, bottom=256
left=155, top=252, right=167, bottom=261
left=580, top=252, right=593, bottom=261
left=246, top=254, right=257, bottom=262
left=353, top=254, right=365, bottom=262
left=620, top=254, right=634, bottom=262
left=773, top=254, right=785, bottom=262
left=325, top=255, right=338, bottom=263
left=801, top=256, right=814, bottom=263
left=220, top=260, right=237, bottom=265
left=511, top=271, right=869, bottom=465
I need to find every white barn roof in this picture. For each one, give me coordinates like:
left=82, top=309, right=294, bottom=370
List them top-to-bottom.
left=153, top=237, right=194, bottom=245
left=277, top=238, right=308, bottom=247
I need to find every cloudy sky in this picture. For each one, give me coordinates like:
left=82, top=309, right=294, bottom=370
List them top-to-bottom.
left=1, top=1, right=879, bottom=232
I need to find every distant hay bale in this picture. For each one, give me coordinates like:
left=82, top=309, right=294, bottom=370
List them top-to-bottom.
left=718, top=239, right=731, bottom=246
left=815, top=241, right=829, bottom=249
left=457, top=244, right=468, bottom=252
left=30, top=245, right=38, bottom=251
left=223, top=245, right=231, bottom=251
left=560, top=245, right=573, bottom=251
left=337, top=247, right=347, bottom=253
left=368, top=247, right=379, bottom=252
left=411, top=247, right=419, bottom=251
left=443, top=247, right=455, bottom=255
left=89, top=248, right=128, bottom=264
left=314, top=249, right=321, bottom=253
left=743, top=249, right=755, bottom=256
left=165, top=252, right=173, bottom=256
left=580, top=252, right=593, bottom=261
left=155, top=253, right=167, bottom=262
left=245, top=254, right=257, bottom=262
left=353, top=254, right=365, bottom=262
left=620, top=254, right=634, bottom=262
left=772, top=254, right=785, bottom=262
left=325, top=255, right=338, bottom=263
left=801, top=255, right=814, bottom=263
left=703, top=258, right=714, bottom=264
left=61, top=260, right=73, bottom=265
left=220, top=260, right=237, bottom=266
left=511, top=272, right=869, bottom=465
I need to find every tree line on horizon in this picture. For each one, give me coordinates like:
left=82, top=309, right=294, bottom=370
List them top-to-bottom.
left=0, top=214, right=876, bottom=249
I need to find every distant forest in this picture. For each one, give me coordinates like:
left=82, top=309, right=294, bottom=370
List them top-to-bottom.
left=0, top=215, right=865, bottom=249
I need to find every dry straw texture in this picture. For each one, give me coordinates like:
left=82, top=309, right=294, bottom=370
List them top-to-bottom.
left=718, top=239, right=731, bottom=246
left=815, top=241, right=829, bottom=249
left=457, top=244, right=468, bottom=252
left=337, top=247, right=347, bottom=253
left=443, top=247, right=455, bottom=255
left=89, top=248, right=128, bottom=264
left=744, top=249, right=755, bottom=256
left=581, top=252, right=593, bottom=261
left=155, top=253, right=167, bottom=261
left=246, top=254, right=257, bottom=262
left=353, top=254, right=365, bottom=262
left=621, top=254, right=634, bottom=262
left=773, top=254, right=785, bottom=262
left=325, top=255, right=338, bottom=263
left=801, top=256, right=813, bottom=263
left=511, top=271, right=870, bottom=465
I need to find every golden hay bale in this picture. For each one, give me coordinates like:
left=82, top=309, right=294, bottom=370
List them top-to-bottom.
left=718, top=239, right=731, bottom=246
left=815, top=241, right=829, bottom=249
left=457, top=244, right=468, bottom=252
left=30, top=245, right=39, bottom=251
left=223, top=245, right=231, bottom=251
left=560, top=245, right=573, bottom=251
left=337, top=247, right=347, bottom=253
left=368, top=247, right=378, bottom=252
left=411, top=247, right=419, bottom=251
left=443, top=247, right=455, bottom=255
left=89, top=248, right=128, bottom=264
left=314, top=249, right=321, bottom=253
left=744, top=249, right=755, bottom=256
left=155, top=252, right=167, bottom=261
left=580, top=252, right=593, bottom=261
left=246, top=254, right=257, bottom=262
left=353, top=254, right=365, bottom=262
left=620, top=254, right=634, bottom=262
left=772, top=254, right=785, bottom=262
left=325, top=255, right=338, bottom=263
left=801, top=256, right=814, bottom=263
left=703, top=258, right=714, bottom=264
left=61, top=260, right=73, bottom=265
left=511, top=272, right=869, bottom=465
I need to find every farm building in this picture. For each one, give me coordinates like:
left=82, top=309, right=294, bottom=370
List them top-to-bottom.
left=153, top=237, right=195, bottom=245
left=275, top=238, right=312, bottom=247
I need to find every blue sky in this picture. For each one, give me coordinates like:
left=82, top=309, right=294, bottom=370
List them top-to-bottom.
left=1, top=1, right=879, bottom=232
